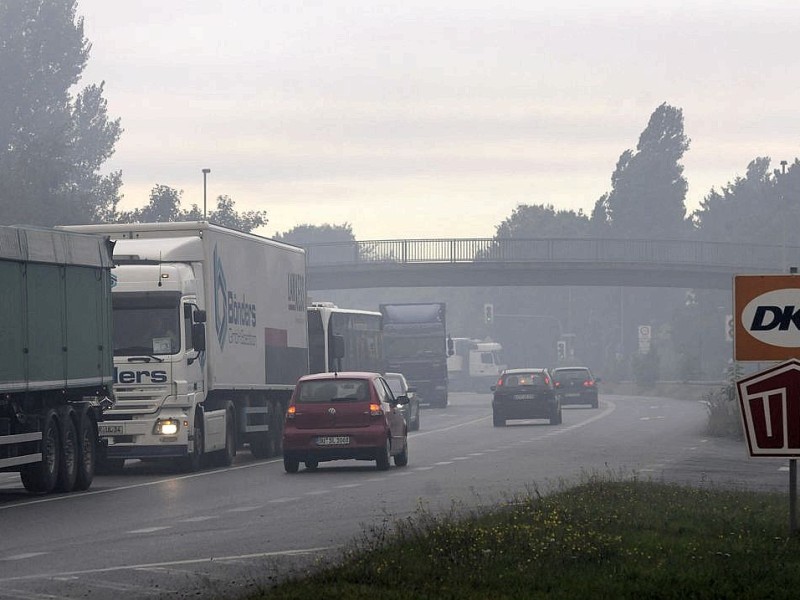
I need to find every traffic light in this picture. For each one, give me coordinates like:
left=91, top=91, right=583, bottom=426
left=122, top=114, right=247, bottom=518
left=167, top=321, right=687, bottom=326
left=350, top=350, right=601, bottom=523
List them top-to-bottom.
left=484, top=303, right=494, bottom=324
left=557, top=340, right=566, bottom=361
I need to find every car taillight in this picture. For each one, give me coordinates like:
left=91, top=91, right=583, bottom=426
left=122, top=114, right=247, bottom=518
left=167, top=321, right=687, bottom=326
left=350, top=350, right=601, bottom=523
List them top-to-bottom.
left=543, top=375, right=551, bottom=385
left=496, top=378, right=503, bottom=387
left=583, top=380, right=595, bottom=387
left=554, top=381, right=561, bottom=388
left=369, top=403, right=383, bottom=416
left=286, top=405, right=297, bottom=419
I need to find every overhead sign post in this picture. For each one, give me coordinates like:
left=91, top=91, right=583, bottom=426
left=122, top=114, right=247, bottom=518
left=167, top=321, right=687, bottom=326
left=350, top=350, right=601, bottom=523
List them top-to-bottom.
left=734, top=273, right=800, bottom=535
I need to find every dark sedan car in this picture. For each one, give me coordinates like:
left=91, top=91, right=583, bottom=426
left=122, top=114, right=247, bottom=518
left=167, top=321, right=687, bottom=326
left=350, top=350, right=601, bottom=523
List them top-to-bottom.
left=551, top=367, right=599, bottom=408
left=491, top=368, right=561, bottom=427
left=385, top=372, right=420, bottom=431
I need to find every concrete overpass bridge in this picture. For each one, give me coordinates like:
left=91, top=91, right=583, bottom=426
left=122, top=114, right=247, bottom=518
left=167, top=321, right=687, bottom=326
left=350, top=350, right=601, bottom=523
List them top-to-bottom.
left=304, top=237, right=800, bottom=291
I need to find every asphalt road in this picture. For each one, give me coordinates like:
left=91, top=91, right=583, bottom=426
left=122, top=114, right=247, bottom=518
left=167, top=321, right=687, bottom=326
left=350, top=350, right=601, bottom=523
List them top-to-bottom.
left=0, top=391, right=788, bottom=599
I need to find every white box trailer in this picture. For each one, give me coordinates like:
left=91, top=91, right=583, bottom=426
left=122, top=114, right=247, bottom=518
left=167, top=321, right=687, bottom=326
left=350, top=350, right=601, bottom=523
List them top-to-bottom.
left=60, top=222, right=308, bottom=471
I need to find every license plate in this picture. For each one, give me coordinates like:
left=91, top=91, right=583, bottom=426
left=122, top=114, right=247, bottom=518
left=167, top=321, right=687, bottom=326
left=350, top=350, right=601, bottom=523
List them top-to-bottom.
left=565, top=393, right=580, bottom=398
left=514, top=394, right=535, bottom=400
left=99, top=424, right=123, bottom=435
left=316, top=436, right=350, bottom=446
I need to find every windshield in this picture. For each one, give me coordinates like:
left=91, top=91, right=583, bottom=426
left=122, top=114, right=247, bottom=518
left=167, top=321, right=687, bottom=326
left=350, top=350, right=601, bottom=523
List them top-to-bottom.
left=112, top=292, right=182, bottom=356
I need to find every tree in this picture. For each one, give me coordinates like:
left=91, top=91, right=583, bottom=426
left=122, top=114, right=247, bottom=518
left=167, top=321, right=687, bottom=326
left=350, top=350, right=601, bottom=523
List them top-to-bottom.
left=0, top=0, right=122, bottom=226
left=592, top=103, right=691, bottom=239
left=693, top=157, right=800, bottom=247
left=118, top=185, right=267, bottom=233
left=118, top=185, right=183, bottom=223
left=186, top=195, right=268, bottom=232
left=494, top=204, right=592, bottom=238
left=274, top=223, right=356, bottom=245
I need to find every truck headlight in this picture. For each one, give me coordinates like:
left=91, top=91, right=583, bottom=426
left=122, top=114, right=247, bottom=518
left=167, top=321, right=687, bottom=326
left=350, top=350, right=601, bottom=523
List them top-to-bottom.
left=154, top=418, right=180, bottom=436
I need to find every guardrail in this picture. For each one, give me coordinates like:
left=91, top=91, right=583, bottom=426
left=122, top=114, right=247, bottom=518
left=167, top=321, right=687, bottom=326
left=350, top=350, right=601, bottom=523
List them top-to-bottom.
left=304, top=237, right=800, bottom=271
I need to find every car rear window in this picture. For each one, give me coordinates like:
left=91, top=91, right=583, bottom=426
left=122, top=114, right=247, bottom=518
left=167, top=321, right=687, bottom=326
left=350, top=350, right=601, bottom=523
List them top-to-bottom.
left=554, top=369, right=591, bottom=382
left=502, top=373, right=545, bottom=386
left=296, top=379, right=370, bottom=403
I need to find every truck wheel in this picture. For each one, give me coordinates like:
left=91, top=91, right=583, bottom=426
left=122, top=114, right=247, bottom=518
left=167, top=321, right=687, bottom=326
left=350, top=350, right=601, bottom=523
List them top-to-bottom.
left=216, top=407, right=237, bottom=467
left=20, top=410, right=61, bottom=494
left=74, top=412, right=96, bottom=491
left=55, top=413, right=78, bottom=493
left=179, top=414, right=204, bottom=472
left=284, top=456, right=299, bottom=473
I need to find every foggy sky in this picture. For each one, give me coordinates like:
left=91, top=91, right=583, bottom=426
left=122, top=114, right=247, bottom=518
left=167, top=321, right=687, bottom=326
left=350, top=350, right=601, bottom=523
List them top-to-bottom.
left=77, top=0, right=800, bottom=239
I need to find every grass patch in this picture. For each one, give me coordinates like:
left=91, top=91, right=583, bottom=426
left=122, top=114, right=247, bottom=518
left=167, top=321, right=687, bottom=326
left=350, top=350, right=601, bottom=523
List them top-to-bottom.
left=251, top=478, right=800, bottom=600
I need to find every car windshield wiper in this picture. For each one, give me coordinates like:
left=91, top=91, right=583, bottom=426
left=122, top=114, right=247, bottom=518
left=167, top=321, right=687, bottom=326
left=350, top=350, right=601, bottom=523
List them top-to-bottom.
left=116, top=347, right=165, bottom=363
left=127, top=355, right=165, bottom=363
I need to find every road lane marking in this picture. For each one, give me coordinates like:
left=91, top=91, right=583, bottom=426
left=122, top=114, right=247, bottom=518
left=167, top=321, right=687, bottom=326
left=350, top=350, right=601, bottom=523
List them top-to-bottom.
left=434, top=461, right=453, bottom=466
left=413, top=466, right=435, bottom=471
left=334, top=484, right=362, bottom=489
left=304, top=490, right=330, bottom=496
left=268, top=497, right=300, bottom=503
left=225, top=505, right=263, bottom=512
left=180, top=516, right=218, bottom=523
left=127, top=526, right=171, bottom=534
left=0, top=547, right=334, bottom=583
left=1, top=552, right=48, bottom=561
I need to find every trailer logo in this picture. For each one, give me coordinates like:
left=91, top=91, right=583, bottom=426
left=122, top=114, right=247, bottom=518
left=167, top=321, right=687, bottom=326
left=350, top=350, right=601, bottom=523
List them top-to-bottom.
left=213, top=244, right=258, bottom=350
left=214, top=245, right=228, bottom=349
left=288, top=273, right=306, bottom=312
left=742, top=289, right=800, bottom=348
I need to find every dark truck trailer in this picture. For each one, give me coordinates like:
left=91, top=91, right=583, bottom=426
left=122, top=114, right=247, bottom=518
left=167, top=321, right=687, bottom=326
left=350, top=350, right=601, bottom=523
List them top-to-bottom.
left=0, top=226, right=113, bottom=494
left=379, top=303, right=451, bottom=408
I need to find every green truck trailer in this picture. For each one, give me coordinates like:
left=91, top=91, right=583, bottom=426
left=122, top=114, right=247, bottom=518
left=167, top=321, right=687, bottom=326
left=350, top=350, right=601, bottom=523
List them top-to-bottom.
left=0, top=226, right=114, bottom=494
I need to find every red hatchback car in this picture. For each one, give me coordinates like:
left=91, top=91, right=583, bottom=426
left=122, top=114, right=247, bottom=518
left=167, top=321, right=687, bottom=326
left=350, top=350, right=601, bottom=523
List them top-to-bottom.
left=282, top=372, right=410, bottom=473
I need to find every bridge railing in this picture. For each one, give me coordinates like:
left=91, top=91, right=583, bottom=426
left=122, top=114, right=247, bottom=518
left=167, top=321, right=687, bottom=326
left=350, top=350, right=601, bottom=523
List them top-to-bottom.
left=304, top=237, right=800, bottom=271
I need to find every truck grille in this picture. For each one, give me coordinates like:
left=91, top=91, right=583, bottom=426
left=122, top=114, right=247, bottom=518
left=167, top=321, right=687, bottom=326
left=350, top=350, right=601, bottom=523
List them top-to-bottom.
left=108, top=385, right=170, bottom=415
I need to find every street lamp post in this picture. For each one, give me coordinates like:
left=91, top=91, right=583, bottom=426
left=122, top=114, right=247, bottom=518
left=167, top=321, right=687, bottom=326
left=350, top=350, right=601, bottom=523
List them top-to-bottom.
left=202, top=168, right=211, bottom=220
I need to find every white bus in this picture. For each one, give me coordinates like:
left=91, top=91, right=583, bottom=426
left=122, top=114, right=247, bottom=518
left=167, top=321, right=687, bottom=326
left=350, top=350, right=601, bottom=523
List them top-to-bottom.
left=307, top=302, right=385, bottom=374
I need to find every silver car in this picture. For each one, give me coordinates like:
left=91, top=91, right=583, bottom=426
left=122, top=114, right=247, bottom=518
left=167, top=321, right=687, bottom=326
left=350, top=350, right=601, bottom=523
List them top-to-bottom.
left=385, top=372, right=420, bottom=431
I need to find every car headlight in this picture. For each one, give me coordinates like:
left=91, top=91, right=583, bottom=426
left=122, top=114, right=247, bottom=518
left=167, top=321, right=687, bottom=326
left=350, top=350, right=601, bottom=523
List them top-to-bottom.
left=154, top=418, right=180, bottom=436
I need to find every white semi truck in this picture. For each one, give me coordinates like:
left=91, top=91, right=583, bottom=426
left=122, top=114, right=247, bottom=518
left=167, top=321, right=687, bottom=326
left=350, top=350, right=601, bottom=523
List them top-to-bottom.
left=60, top=222, right=308, bottom=471
left=447, top=338, right=506, bottom=392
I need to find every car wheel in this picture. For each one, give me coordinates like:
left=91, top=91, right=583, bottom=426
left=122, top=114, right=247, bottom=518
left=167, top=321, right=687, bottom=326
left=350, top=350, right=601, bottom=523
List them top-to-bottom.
left=591, top=397, right=599, bottom=409
left=410, top=402, right=420, bottom=431
left=550, top=406, right=562, bottom=425
left=492, top=411, right=505, bottom=427
left=375, top=438, right=391, bottom=470
left=394, top=438, right=409, bottom=467
left=284, top=456, right=299, bottom=473
left=305, top=459, right=319, bottom=471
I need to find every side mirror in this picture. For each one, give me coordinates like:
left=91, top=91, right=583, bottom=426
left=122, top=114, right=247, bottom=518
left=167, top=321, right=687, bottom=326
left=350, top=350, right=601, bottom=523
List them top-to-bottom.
left=194, top=310, right=207, bottom=324
left=192, top=323, right=207, bottom=352
left=594, top=377, right=602, bottom=383
left=395, top=394, right=410, bottom=405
